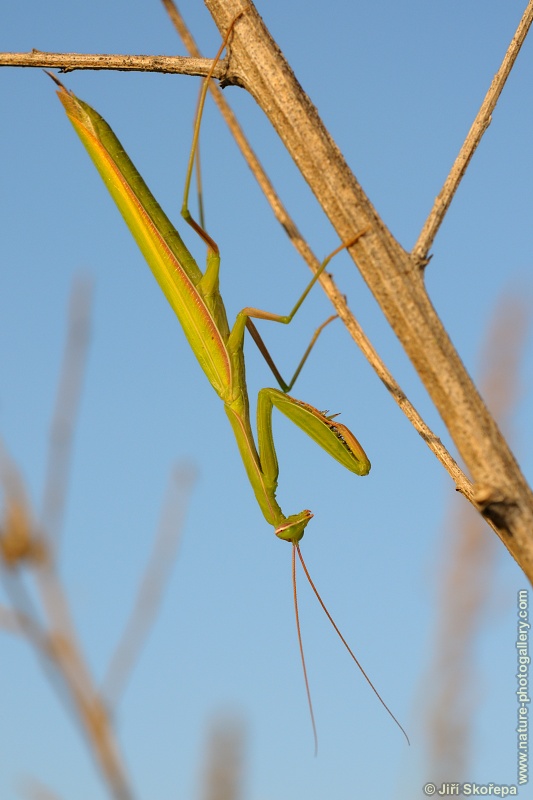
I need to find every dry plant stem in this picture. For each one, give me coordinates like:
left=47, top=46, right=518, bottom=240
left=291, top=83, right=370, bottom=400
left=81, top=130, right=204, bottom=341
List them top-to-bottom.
left=161, top=0, right=472, bottom=501
left=202, top=0, right=533, bottom=579
left=413, top=0, right=533, bottom=264
left=2, top=9, right=526, bottom=550
left=0, top=11, right=479, bottom=500
left=0, top=50, right=222, bottom=77
left=41, top=279, right=92, bottom=546
left=0, top=284, right=134, bottom=799
left=38, top=285, right=133, bottom=797
left=425, top=293, right=530, bottom=782
left=102, top=465, right=195, bottom=705
left=0, top=501, right=134, bottom=800
left=34, top=564, right=134, bottom=800
left=0, top=595, right=44, bottom=642
left=0, top=603, right=27, bottom=632
left=202, top=720, right=244, bottom=800
left=23, top=779, right=64, bottom=800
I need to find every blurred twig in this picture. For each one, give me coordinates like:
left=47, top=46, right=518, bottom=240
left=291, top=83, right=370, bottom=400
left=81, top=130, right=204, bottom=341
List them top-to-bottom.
left=412, top=3, right=533, bottom=265
left=1, top=276, right=197, bottom=797
left=41, top=277, right=92, bottom=547
left=1, top=283, right=135, bottom=800
left=422, top=291, right=531, bottom=783
left=102, top=463, right=196, bottom=706
left=201, top=719, right=244, bottom=800
left=22, top=778, right=64, bottom=800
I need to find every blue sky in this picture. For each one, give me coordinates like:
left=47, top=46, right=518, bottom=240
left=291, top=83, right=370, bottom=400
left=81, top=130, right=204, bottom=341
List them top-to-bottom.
left=1, top=2, right=532, bottom=799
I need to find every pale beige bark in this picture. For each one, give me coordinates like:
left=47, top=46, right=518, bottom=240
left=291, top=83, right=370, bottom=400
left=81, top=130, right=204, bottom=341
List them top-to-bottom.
left=201, top=0, right=533, bottom=580
left=1, top=2, right=532, bottom=580
left=0, top=49, right=220, bottom=76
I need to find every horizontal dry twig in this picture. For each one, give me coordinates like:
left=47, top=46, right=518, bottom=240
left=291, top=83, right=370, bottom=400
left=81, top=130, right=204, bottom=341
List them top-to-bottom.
left=0, top=49, right=222, bottom=77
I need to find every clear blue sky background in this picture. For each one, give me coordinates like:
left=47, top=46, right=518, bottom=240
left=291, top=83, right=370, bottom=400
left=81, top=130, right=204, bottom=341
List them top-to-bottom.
left=1, top=2, right=532, bottom=798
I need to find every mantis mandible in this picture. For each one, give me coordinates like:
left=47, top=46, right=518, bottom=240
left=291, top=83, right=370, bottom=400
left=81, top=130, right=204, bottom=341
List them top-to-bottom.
left=49, top=13, right=408, bottom=748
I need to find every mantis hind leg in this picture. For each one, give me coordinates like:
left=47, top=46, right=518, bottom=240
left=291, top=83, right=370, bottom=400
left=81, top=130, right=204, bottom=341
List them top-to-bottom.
left=177, top=13, right=246, bottom=302
left=179, top=13, right=245, bottom=256
left=241, top=231, right=369, bottom=391
left=246, top=314, right=337, bottom=393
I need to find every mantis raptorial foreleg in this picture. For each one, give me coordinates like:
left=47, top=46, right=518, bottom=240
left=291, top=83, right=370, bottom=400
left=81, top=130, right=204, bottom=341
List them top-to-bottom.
left=49, top=10, right=408, bottom=748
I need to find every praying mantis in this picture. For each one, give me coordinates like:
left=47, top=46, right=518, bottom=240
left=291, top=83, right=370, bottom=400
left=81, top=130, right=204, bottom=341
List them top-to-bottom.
left=48, top=14, right=408, bottom=748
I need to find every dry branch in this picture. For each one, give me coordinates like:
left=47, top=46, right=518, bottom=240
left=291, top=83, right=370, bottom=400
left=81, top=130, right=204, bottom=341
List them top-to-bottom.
left=160, top=0, right=473, bottom=501
left=199, top=0, right=533, bottom=581
left=4, top=1, right=529, bottom=575
left=413, top=1, right=533, bottom=263
left=0, top=49, right=222, bottom=77
left=41, top=279, right=92, bottom=547
left=0, top=287, right=135, bottom=800
left=423, top=291, right=530, bottom=784
left=102, top=465, right=195, bottom=706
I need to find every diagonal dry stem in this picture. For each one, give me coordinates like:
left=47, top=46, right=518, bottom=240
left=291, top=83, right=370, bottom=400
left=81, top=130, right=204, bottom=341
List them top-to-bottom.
left=2, top=0, right=530, bottom=570
left=160, top=0, right=472, bottom=500
left=200, top=0, right=533, bottom=580
left=412, top=0, right=533, bottom=265
left=41, top=278, right=92, bottom=547
left=0, top=285, right=135, bottom=800
left=423, top=291, right=531, bottom=783
left=0, top=464, right=135, bottom=800
left=102, top=465, right=195, bottom=706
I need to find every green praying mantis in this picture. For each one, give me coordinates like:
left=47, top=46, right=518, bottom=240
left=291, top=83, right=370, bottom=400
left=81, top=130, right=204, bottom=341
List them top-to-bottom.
left=48, top=15, right=408, bottom=748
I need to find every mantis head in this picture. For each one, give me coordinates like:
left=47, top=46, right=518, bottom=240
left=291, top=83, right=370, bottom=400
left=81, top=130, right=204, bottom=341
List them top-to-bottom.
left=275, top=509, right=313, bottom=543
